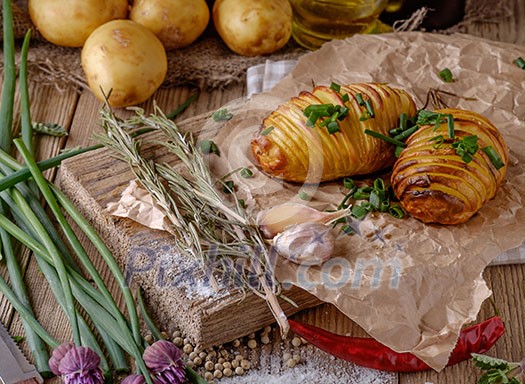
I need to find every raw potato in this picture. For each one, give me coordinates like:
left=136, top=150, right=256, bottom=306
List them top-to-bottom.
left=28, top=0, right=128, bottom=47
left=130, top=0, right=210, bottom=50
left=213, top=0, right=293, bottom=56
left=81, top=20, right=167, bottom=108
left=251, top=83, right=417, bottom=183
left=391, top=108, right=508, bottom=225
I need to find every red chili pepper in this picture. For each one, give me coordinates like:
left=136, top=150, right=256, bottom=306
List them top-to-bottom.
left=289, top=316, right=504, bottom=372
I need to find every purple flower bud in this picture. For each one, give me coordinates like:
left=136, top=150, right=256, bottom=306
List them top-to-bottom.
left=143, top=340, right=186, bottom=384
left=49, top=343, right=75, bottom=376
left=58, top=346, right=104, bottom=384
left=121, top=374, right=147, bottom=384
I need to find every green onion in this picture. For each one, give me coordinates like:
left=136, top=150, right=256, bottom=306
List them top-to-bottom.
left=0, top=0, right=16, bottom=153
left=19, top=30, right=34, bottom=156
left=514, top=56, right=525, bottom=69
left=439, top=67, right=454, bottom=82
left=330, top=82, right=341, bottom=92
left=166, top=91, right=199, bottom=120
left=342, top=93, right=350, bottom=103
left=355, top=93, right=365, bottom=106
left=365, top=99, right=375, bottom=118
left=337, top=106, right=349, bottom=120
left=211, top=108, right=233, bottom=122
left=306, top=112, right=319, bottom=127
left=359, top=112, right=370, bottom=121
left=399, top=113, right=407, bottom=130
left=447, top=114, right=455, bottom=139
left=327, top=121, right=340, bottom=134
left=392, top=125, right=419, bottom=142
left=260, top=126, right=274, bottom=136
left=364, top=129, right=406, bottom=147
left=431, top=134, right=445, bottom=149
left=451, top=135, right=479, bottom=163
left=199, top=139, right=220, bottom=156
left=395, top=146, right=404, bottom=157
left=481, top=146, right=505, bottom=170
left=240, top=168, right=253, bottom=178
left=343, top=178, right=356, bottom=191
left=223, top=180, right=235, bottom=194
left=298, top=190, right=309, bottom=200
left=369, top=190, right=382, bottom=210
left=389, top=203, right=406, bottom=219
left=351, top=205, right=368, bottom=220
left=341, top=224, right=354, bottom=235
left=137, top=287, right=164, bottom=341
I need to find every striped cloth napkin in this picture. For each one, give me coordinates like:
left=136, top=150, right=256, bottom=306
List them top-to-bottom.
left=245, top=60, right=525, bottom=265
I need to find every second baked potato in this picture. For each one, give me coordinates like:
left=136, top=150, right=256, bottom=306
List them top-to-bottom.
left=391, top=108, right=508, bottom=225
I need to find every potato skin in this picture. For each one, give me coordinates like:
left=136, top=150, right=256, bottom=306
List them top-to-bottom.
left=28, top=0, right=128, bottom=47
left=130, top=0, right=210, bottom=50
left=213, top=0, right=293, bottom=56
left=81, top=20, right=167, bottom=108
left=251, top=83, right=417, bottom=183
left=391, top=108, right=508, bottom=225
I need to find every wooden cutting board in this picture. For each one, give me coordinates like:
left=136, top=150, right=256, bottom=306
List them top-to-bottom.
left=58, top=110, right=322, bottom=347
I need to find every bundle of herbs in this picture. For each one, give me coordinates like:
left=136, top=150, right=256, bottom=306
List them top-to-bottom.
left=0, top=1, right=205, bottom=383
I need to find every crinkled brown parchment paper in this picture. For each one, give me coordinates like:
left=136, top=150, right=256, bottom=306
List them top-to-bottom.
left=109, top=32, right=525, bottom=371
left=202, top=32, right=525, bottom=371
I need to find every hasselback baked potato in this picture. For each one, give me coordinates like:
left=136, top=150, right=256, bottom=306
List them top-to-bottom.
left=251, top=83, right=417, bottom=183
left=391, top=108, right=508, bottom=225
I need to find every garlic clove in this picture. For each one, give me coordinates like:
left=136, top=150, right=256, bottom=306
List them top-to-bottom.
left=257, top=202, right=350, bottom=238
left=273, top=222, right=336, bottom=266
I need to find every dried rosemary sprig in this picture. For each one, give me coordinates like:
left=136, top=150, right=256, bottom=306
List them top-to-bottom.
left=97, top=104, right=290, bottom=336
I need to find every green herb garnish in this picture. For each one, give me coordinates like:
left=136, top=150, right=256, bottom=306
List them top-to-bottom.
left=514, top=56, right=525, bottom=69
left=439, top=67, right=454, bottom=82
left=330, top=82, right=341, bottom=92
left=342, top=93, right=350, bottom=103
left=355, top=93, right=365, bottom=106
left=365, top=99, right=375, bottom=118
left=212, top=108, right=233, bottom=122
left=416, top=110, right=447, bottom=129
left=399, top=113, right=407, bottom=130
left=447, top=114, right=455, bottom=139
left=326, top=121, right=340, bottom=134
left=393, top=125, right=419, bottom=141
left=260, top=126, right=274, bottom=136
left=364, top=129, right=406, bottom=147
left=430, top=134, right=445, bottom=149
left=451, top=135, right=478, bottom=163
left=199, top=139, right=220, bottom=156
left=395, top=145, right=404, bottom=157
left=481, top=146, right=505, bottom=170
left=240, top=168, right=254, bottom=178
left=343, top=178, right=356, bottom=190
left=222, top=180, right=235, bottom=194
left=298, top=190, right=309, bottom=200
left=389, top=203, right=406, bottom=219
left=351, top=204, right=368, bottom=220
left=472, top=353, right=523, bottom=384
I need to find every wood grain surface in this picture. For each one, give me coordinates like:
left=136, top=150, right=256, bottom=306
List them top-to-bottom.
left=1, top=1, right=525, bottom=383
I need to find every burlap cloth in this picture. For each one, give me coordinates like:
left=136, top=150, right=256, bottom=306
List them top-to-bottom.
left=0, top=0, right=512, bottom=90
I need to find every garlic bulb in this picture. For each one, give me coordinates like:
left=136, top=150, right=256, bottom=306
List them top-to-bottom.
left=257, top=202, right=350, bottom=239
left=273, top=222, right=336, bottom=266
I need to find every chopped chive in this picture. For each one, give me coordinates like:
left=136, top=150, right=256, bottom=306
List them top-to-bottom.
left=514, top=56, right=525, bottom=69
left=439, top=67, right=454, bottom=82
left=330, top=82, right=341, bottom=92
left=166, top=91, right=199, bottom=119
left=342, top=93, right=350, bottom=103
left=355, top=93, right=365, bottom=106
left=364, top=100, right=375, bottom=118
left=337, top=106, right=349, bottom=120
left=212, top=108, right=233, bottom=122
left=359, top=112, right=370, bottom=121
left=399, top=113, right=407, bottom=130
left=447, top=114, right=455, bottom=139
left=327, top=121, right=340, bottom=134
left=393, top=125, right=419, bottom=141
left=261, top=126, right=274, bottom=136
left=389, top=127, right=404, bottom=136
left=364, top=129, right=406, bottom=147
left=430, top=134, right=445, bottom=149
left=199, top=139, right=220, bottom=156
left=395, top=145, right=404, bottom=157
left=481, top=146, right=505, bottom=170
left=240, top=168, right=253, bottom=178
left=343, top=178, right=356, bottom=190
left=373, top=178, right=386, bottom=191
left=223, top=180, right=235, bottom=194
left=298, top=190, right=309, bottom=200
left=353, top=190, right=371, bottom=200
left=369, top=190, right=381, bottom=210
left=380, top=199, right=390, bottom=213
left=389, top=203, right=406, bottom=219
left=351, top=205, right=368, bottom=220
left=341, top=224, right=354, bottom=235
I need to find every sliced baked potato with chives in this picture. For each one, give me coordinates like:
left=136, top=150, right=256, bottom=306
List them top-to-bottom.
left=251, top=82, right=417, bottom=183
left=391, top=108, right=508, bottom=225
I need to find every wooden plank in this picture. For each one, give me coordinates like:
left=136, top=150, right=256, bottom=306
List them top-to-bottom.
left=58, top=88, right=323, bottom=348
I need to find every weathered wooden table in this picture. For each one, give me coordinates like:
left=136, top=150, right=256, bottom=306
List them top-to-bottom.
left=1, top=2, right=525, bottom=383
